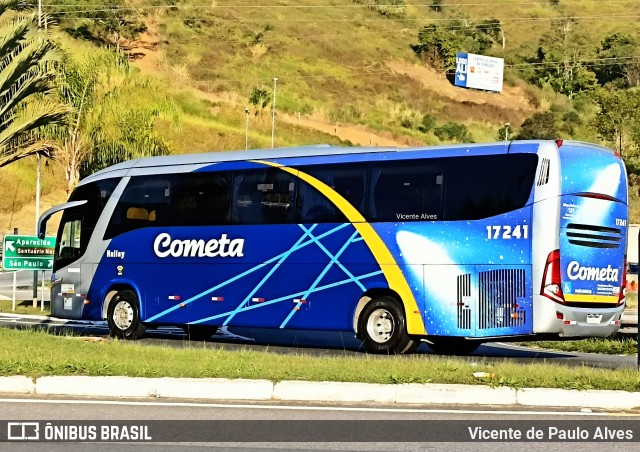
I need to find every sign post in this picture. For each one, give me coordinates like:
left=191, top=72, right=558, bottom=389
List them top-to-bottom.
left=2, top=235, right=55, bottom=311
left=2, top=235, right=55, bottom=271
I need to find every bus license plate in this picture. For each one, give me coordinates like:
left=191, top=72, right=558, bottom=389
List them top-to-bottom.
left=63, top=298, right=72, bottom=310
left=586, top=314, right=603, bottom=324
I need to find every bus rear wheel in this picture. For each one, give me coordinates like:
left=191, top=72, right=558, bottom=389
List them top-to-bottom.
left=107, top=290, right=146, bottom=340
left=358, top=296, right=417, bottom=354
left=427, top=338, right=481, bottom=355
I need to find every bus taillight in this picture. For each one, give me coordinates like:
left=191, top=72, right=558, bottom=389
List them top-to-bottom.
left=541, top=249, right=565, bottom=304
left=619, top=256, right=627, bottom=306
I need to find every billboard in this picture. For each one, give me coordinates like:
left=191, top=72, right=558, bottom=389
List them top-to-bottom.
left=455, top=52, right=504, bottom=93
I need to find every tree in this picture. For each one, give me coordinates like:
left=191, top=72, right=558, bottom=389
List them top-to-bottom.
left=0, top=0, right=67, bottom=167
left=41, top=0, right=146, bottom=50
left=430, top=0, right=444, bottom=12
left=533, top=18, right=598, bottom=97
left=411, top=19, right=504, bottom=71
left=411, top=24, right=460, bottom=70
left=594, top=33, right=639, bottom=87
left=47, top=49, right=174, bottom=191
left=249, top=87, right=270, bottom=111
left=592, top=88, right=640, bottom=157
left=515, top=112, right=559, bottom=140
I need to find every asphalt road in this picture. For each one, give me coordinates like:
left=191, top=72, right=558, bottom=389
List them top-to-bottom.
left=0, top=270, right=50, bottom=302
left=0, top=314, right=636, bottom=370
left=1, top=398, right=639, bottom=451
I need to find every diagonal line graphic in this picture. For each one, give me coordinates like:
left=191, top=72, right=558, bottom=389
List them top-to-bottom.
left=146, top=223, right=351, bottom=322
left=221, top=224, right=319, bottom=326
left=298, top=224, right=367, bottom=292
left=279, top=228, right=361, bottom=329
left=190, top=270, right=384, bottom=324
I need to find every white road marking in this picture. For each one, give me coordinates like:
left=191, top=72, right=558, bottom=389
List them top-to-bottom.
left=0, top=398, right=636, bottom=416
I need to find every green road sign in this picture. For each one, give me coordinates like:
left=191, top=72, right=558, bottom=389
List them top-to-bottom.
left=2, top=235, right=56, bottom=270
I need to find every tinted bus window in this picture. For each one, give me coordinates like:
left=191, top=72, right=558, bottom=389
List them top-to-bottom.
left=443, top=154, right=538, bottom=221
left=369, top=160, right=444, bottom=221
left=300, top=164, right=367, bottom=216
left=231, top=169, right=296, bottom=224
left=168, top=172, right=231, bottom=226
left=105, top=175, right=172, bottom=238
left=55, top=177, right=120, bottom=270
left=296, top=177, right=348, bottom=223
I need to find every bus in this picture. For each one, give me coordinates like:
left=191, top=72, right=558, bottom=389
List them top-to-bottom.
left=38, top=140, right=629, bottom=354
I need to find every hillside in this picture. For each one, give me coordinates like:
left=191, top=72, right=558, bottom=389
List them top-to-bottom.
left=1, top=0, right=639, bottom=236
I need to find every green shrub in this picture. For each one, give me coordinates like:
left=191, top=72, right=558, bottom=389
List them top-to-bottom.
left=434, top=122, right=472, bottom=142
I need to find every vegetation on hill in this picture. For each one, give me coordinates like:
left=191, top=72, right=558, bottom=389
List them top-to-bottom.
left=1, top=0, right=639, bottom=236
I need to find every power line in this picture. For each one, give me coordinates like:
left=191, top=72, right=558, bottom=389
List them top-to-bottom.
left=40, top=1, right=640, bottom=10
left=41, top=9, right=640, bottom=23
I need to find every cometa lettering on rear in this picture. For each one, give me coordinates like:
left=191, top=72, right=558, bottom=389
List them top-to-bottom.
left=153, top=233, right=244, bottom=258
left=566, top=261, right=619, bottom=282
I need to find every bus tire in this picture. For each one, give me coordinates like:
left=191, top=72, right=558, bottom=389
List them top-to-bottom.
left=107, top=290, right=146, bottom=340
left=358, top=296, right=417, bottom=354
left=183, top=325, right=218, bottom=341
left=427, top=338, right=481, bottom=356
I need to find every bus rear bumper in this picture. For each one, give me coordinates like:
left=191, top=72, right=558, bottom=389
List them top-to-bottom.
left=534, top=295, right=625, bottom=337
left=556, top=305, right=624, bottom=338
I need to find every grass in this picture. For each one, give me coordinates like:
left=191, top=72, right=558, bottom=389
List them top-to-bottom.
left=0, top=299, right=50, bottom=316
left=1, top=327, right=640, bottom=391
left=526, top=335, right=638, bottom=357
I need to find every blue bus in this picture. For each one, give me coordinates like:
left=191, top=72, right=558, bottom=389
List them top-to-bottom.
left=38, top=140, right=629, bottom=354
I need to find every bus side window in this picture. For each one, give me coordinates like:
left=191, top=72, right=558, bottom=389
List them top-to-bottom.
left=443, top=154, right=537, bottom=221
left=369, top=161, right=443, bottom=221
left=300, top=164, right=367, bottom=216
left=232, top=169, right=296, bottom=224
left=169, top=172, right=231, bottom=226
left=104, top=175, right=171, bottom=238
left=296, top=178, right=346, bottom=223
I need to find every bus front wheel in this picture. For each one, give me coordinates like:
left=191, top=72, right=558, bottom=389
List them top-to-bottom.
left=107, top=290, right=146, bottom=340
left=358, top=296, right=417, bottom=354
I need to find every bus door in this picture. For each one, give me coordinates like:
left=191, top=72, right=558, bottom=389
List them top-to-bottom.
left=52, top=212, right=86, bottom=319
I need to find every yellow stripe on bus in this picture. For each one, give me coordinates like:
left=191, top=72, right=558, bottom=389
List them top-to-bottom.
left=254, top=160, right=427, bottom=336
left=563, top=294, right=619, bottom=303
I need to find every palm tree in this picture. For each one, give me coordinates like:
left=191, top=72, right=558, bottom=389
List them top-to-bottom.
left=0, top=0, right=67, bottom=167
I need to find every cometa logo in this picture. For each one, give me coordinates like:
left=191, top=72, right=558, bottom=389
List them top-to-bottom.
left=153, top=233, right=244, bottom=258
left=566, top=261, right=619, bottom=282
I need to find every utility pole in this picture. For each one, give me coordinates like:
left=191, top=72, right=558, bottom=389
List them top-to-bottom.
left=34, top=0, right=44, bottom=308
left=271, top=77, right=278, bottom=148
left=244, top=107, right=250, bottom=150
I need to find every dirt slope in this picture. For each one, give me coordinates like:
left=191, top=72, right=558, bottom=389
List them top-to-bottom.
left=386, top=61, right=534, bottom=113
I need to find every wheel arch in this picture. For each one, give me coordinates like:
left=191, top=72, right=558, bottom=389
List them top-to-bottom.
left=101, top=282, right=142, bottom=320
left=353, top=288, right=404, bottom=336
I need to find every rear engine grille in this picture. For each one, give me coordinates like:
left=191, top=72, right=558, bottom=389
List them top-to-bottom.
left=566, top=223, right=621, bottom=249
left=479, top=269, right=526, bottom=329
left=457, top=273, right=471, bottom=330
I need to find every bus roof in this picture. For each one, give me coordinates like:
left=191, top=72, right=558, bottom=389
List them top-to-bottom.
left=81, top=139, right=615, bottom=184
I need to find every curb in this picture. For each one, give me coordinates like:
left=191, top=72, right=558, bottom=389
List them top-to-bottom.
left=2, top=376, right=640, bottom=410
